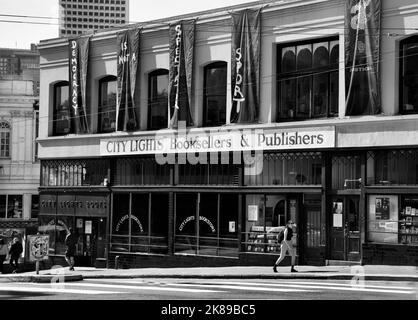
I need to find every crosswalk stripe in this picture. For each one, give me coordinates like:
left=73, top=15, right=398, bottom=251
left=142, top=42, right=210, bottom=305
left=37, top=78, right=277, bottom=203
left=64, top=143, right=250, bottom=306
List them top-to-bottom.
left=85, top=279, right=315, bottom=293
left=268, top=280, right=414, bottom=290
left=206, top=281, right=415, bottom=295
left=36, top=282, right=224, bottom=293
left=0, top=285, right=121, bottom=295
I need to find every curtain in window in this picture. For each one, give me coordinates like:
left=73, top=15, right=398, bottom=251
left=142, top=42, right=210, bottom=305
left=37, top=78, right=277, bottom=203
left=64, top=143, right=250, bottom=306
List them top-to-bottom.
left=345, top=0, right=381, bottom=116
left=230, top=8, right=261, bottom=123
left=168, top=20, right=195, bottom=129
left=116, top=28, right=140, bottom=132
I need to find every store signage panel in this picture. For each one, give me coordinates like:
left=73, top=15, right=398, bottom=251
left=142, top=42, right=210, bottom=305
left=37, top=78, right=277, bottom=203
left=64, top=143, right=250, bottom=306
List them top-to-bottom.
left=100, top=126, right=335, bottom=156
left=39, top=194, right=57, bottom=215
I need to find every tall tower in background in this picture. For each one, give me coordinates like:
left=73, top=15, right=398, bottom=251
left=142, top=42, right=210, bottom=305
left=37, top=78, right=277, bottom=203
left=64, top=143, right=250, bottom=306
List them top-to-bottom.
left=58, top=0, right=130, bottom=37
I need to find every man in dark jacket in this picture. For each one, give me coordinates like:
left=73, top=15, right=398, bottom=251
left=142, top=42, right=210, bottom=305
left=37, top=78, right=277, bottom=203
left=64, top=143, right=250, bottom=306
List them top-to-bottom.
left=65, top=228, right=77, bottom=271
left=9, top=237, right=23, bottom=273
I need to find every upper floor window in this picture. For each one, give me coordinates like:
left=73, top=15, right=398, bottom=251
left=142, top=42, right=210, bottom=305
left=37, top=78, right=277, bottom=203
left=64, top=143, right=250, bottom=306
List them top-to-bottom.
left=400, top=36, right=418, bottom=114
left=277, top=38, right=339, bottom=121
left=203, top=62, right=227, bottom=127
left=148, top=69, right=168, bottom=130
left=99, top=75, right=117, bottom=133
left=53, top=81, right=71, bottom=136
left=0, top=121, right=10, bottom=158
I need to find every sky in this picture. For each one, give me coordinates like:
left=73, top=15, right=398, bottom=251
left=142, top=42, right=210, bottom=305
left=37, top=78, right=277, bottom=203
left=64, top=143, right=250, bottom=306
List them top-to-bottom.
left=0, top=0, right=257, bottom=49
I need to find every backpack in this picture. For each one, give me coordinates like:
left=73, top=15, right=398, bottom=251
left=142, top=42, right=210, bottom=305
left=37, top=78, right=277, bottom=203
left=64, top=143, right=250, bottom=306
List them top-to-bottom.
left=277, top=229, right=285, bottom=243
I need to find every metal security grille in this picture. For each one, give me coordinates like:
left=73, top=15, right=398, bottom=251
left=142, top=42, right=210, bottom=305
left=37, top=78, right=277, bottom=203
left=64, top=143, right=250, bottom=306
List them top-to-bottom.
left=367, top=149, right=418, bottom=185
left=245, top=152, right=322, bottom=186
left=331, top=155, right=361, bottom=190
left=113, top=157, right=171, bottom=186
left=41, top=159, right=109, bottom=186
left=178, top=163, right=241, bottom=186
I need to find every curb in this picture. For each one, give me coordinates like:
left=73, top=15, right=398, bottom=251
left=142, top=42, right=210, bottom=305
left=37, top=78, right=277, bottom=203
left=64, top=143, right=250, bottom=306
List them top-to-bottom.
left=82, top=273, right=418, bottom=282
left=2, top=274, right=83, bottom=283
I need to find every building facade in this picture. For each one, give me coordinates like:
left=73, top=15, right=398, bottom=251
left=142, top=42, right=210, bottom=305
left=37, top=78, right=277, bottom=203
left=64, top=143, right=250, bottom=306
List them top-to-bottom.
left=38, top=0, right=418, bottom=268
left=59, top=0, right=129, bottom=37
left=0, top=46, right=40, bottom=264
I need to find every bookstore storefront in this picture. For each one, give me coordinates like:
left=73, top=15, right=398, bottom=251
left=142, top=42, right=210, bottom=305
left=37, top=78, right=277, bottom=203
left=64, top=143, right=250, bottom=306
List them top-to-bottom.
left=99, top=126, right=334, bottom=267
left=363, top=149, right=418, bottom=265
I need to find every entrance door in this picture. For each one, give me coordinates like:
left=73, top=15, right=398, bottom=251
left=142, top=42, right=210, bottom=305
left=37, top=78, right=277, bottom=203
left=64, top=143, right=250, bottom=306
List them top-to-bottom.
left=330, top=196, right=360, bottom=261
left=75, top=218, right=107, bottom=267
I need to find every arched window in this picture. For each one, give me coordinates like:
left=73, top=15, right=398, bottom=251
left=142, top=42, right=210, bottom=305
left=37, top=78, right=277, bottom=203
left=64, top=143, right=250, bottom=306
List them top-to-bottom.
left=400, top=35, right=418, bottom=114
left=277, top=38, right=339, bottom=121
left=203, top=61, right=227, bottom=127
left=148, top=69, right=169, bottom=130
left=99, top=75, right=117, bottom=133
left=53, top=81, right=71, bottom=136
left=0, top=121, right=11, bottom=158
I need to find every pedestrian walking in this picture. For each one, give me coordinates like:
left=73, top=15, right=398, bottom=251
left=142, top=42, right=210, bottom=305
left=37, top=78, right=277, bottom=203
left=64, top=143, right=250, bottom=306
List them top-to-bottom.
left=273, top=220, right=298, bottom=273
left=65, top=228, right=77, bottom=271
left=9, top=237, right=23, bottom=273
left=0, top=238, right=8, bottom=274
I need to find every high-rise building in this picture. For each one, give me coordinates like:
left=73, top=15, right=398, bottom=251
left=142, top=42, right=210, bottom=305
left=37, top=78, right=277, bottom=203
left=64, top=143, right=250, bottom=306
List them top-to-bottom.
left=59, top=0, right=129, bottom=37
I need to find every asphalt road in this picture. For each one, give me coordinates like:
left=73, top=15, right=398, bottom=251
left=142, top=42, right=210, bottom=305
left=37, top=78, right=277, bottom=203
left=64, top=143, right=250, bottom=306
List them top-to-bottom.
left=0, top=278, right=417, bottom=301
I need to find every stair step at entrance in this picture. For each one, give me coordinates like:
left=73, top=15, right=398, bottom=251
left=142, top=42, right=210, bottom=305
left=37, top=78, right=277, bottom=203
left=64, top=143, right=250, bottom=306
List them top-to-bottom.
left=325, top=260, right=361, bottom=266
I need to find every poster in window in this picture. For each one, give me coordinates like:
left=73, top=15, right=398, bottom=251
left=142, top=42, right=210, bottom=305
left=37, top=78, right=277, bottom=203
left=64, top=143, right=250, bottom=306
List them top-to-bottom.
left=375, top=197, right=390, bottom=220
left=333, top=202, right=343, bottom=214
left=248, top=205, right=258, bottom=222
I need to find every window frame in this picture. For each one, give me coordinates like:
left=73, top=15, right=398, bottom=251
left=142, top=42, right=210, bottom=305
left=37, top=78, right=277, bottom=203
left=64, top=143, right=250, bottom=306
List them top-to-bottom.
left=399, top=35, right=418, bottom=115
left=276, top=36, right=339, bottom=122
left=203, top=61, right=227, bottom=127
left=147, top=69, right=169, bottom=131
left=98, top=75, right=117, bottom=133
left=53, top=81, right=72, bottom=136
left=0, top=121, right=11, bottom=159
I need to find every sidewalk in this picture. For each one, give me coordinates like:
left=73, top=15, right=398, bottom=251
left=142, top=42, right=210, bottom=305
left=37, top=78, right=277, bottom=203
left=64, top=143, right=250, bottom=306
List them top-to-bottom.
left=0, top=265, right=417, bottom=283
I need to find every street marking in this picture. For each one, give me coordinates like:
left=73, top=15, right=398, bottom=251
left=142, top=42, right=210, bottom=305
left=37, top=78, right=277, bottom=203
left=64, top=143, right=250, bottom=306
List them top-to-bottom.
left=83, top=279, right=315, bottom=293
left=206, top=281, right=415, bottom=295
left=53, top=282, right=224, bottom=293
left=0, top=284, right=121, bottom=295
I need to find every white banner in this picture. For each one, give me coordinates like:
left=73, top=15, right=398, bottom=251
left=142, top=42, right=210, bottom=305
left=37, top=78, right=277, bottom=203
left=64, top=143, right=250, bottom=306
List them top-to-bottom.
left=100, top=126, right=335, bottom=156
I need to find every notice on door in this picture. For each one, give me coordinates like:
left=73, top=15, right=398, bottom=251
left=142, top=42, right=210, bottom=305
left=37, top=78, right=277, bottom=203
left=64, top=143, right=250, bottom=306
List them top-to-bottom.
left=248, top=205, right=258, bottom=222
left=333, top=214, right=343, bottom=228
left=229, top=221, right=236, bottom=233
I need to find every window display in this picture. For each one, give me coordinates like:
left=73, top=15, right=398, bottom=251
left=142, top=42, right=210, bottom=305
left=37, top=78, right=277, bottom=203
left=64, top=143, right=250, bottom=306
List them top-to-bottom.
left=244, top=194, right=298, bottom=254
left=368, top=195, right=418, bottom=245
left=368, top=195, right=398, bottom=243
left=399, top=196, right=418, bottom=244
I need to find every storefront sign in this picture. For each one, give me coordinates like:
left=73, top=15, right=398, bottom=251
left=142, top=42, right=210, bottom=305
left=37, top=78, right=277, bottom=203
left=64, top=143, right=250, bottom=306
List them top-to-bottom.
left=100, top=127, right=335, bottom=156
left=40, top=194, right=108, bottom=217
left=40, top=194, right=57, bottom=215
left=115, top=214, right=143, bottom=233
left=178, top=216, right=216, bottom=233
left=28, top=235, right=49, bottom=262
